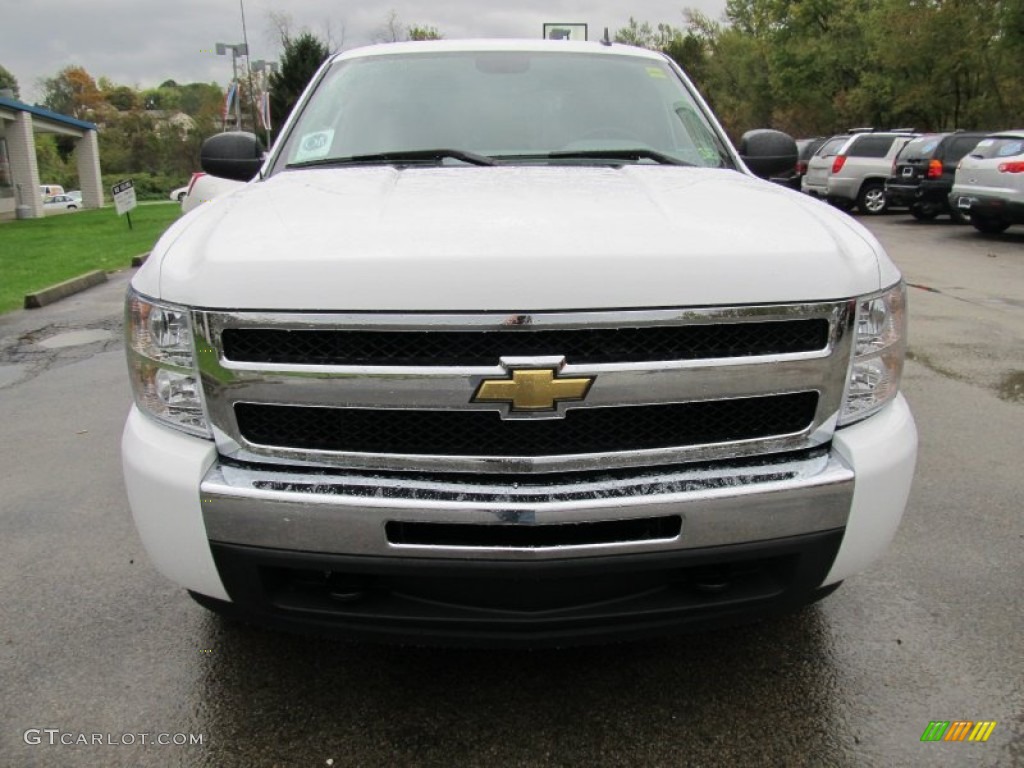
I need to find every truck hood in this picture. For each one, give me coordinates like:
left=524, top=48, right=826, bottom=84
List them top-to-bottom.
left=142, top=165, right=895, bottom=310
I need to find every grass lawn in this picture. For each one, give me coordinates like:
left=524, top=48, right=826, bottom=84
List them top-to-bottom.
left=0, top=203, right=181, bottom=313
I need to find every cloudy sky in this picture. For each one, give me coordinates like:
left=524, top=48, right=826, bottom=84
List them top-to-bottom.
left=2, top=0, right=729, bottom=104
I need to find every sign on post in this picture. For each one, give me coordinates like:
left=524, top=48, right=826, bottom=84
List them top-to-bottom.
left=542, top=23, right=588, bottom=41
left=111, top=179, right=137, bottom=229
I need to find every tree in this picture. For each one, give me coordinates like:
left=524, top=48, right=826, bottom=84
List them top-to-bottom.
left=375, top=10, right=444, bottom=42
left=375, top=10, right=405, bottom=43
left=613, top=18, right=710, bottom=93
left=408, top=25, right=443, bottom=41
left=268, top=31, right=330, bottom=131
left=0, top=64, right=20, bottom=98
left=39, top=66, right=103, bottom=119
left=105, top=85, right=139, bottom=111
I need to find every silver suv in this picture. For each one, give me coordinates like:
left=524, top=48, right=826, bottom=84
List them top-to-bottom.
left=950, top=130, right=1024, bottom=234
left=804, top=132, right=916, bottom=214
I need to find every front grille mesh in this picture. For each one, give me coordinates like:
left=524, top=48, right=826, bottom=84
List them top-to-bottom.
left=221, top=320, right=829, bottom=367
left=234, top=392, right=819, bottom=457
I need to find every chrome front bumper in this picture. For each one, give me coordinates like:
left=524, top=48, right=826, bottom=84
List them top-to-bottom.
left=200, top=450, right=853, bottom=561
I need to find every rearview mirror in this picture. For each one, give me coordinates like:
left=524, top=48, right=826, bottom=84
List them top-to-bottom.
left=739, top=130, right=798, bottom=179
left=200, top=132, right=265, bottom=182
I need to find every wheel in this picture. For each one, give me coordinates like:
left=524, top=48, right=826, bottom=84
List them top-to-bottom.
left=857, top=182, right=888, bottom=215
left=68, top=204, right=78, bottom=210
left=910, top=204, right=938, bottom=221
left=971, top=215, right=1010, bottom=234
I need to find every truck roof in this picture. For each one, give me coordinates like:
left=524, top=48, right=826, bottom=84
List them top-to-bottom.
left=331, top=39, right=667, bottom=63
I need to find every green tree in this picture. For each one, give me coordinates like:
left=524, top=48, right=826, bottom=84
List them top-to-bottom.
left=612, top=18, right=711, bottom=100
left=407, top=25, right=443, bottom=41
left=268, top=31, right=330, bottom=132
left=0, top=64, right=20, bottom=98
left=177, top=82, right=223, bottom=119
left=105, top=85, right=139, bottom=111
left=34, top=134, right=74, bottom=187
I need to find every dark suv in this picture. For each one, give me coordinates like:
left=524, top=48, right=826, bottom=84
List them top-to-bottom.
left=885, top=131, right=988, bottom=221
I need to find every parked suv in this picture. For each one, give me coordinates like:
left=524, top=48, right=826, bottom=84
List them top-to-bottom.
left=950, top=130, right=1024, bottom=234
left=804, top=132, right=917, bottom=214
left=815, top=132, right=916, bottom=214
left=885, top=132, right=988, bottom=222
left=802, top=134, right=852, bottom=204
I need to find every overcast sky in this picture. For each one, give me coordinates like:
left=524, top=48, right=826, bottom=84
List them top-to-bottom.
left=2, top=0, right=728, bottom=104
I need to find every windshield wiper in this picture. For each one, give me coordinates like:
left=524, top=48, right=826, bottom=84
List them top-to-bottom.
left=287, top=149, right=497, bottom=169
left=544, top=149, right=694, bottom=166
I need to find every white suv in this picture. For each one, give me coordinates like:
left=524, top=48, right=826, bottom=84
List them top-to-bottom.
left=950, top=130, right=1024, bottom=234
left=804, top=132, right=915, bottom=214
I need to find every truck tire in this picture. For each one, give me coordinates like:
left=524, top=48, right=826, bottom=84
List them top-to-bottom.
left=857, top=183, right=888, bottom=215
left=910, top=204, right=938, bottom=221
left=971, top=215, right=1010, bottom=234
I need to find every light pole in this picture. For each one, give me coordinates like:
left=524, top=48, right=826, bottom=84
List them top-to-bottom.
left=216, top=42, right=248, bottom=130
left=251, top=60, right=278, bottom=146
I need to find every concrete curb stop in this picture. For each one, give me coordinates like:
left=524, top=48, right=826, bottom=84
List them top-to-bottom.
left=131, top=252, right=150, bottom=267
left=24, top=270, right=108, bottom=309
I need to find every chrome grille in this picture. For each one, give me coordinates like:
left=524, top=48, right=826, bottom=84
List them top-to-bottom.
left=195, top=303, right=855, bottom=473
left=220, top=320, right=829, bottom=366
left=234, top=393, right=818, bottom=457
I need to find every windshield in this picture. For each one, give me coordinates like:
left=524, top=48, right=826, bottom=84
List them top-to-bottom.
left=273, top=50, right=733, bottom=170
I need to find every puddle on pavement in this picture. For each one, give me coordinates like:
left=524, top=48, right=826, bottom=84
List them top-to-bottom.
left=997, top=370, right=1024, bottom=403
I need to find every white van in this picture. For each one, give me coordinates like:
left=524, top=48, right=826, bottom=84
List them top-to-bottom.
left=40, top=184, right=65, bottom=199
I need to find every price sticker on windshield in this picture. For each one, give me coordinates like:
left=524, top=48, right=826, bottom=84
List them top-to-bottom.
left=293, top=129, right=335, bottom=163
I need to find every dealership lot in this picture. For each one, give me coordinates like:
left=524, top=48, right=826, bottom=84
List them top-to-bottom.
left=0, top=216, right=1021, bottom=767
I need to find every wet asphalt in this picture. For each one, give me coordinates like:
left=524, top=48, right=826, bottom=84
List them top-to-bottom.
left=0, top=215, right=1021, bottom=767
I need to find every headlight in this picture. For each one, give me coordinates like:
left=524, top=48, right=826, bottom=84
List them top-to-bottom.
left=839, top=281, right=907, bottom=426
left=125, top=289, right=211, bottom=437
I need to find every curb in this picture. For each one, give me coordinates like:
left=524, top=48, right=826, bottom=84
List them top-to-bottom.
left=131, top=252, right=150, bottom=267
left=24, top=270, right=108, bottom=309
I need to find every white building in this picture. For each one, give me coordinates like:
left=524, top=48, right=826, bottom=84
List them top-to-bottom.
left=0, top=92, right=104, bottom=219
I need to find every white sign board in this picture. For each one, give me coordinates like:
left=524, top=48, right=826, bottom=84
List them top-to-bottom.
left=112, top=179, right=137, bottom=216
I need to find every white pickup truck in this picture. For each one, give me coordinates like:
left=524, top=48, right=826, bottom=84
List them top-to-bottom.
left=122, top=40, right=916, bottom=646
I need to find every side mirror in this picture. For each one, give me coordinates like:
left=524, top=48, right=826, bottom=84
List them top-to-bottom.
left=738, top=129, right=798, bottom=179
left=200, top=132, right=265, bottom=182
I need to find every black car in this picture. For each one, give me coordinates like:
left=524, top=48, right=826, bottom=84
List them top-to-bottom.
left=885, top=131, right=989, bottom=221
left=769, top=137, right=827, bottom=190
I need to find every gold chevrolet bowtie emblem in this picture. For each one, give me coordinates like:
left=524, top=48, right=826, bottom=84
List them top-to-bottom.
left=473, top=369, right=595, bottom=411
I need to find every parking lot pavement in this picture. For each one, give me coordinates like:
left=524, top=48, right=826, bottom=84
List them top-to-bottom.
left=866, top=215, right=1024, bottom=403
left=0, top=221, right=1021, bottom=767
